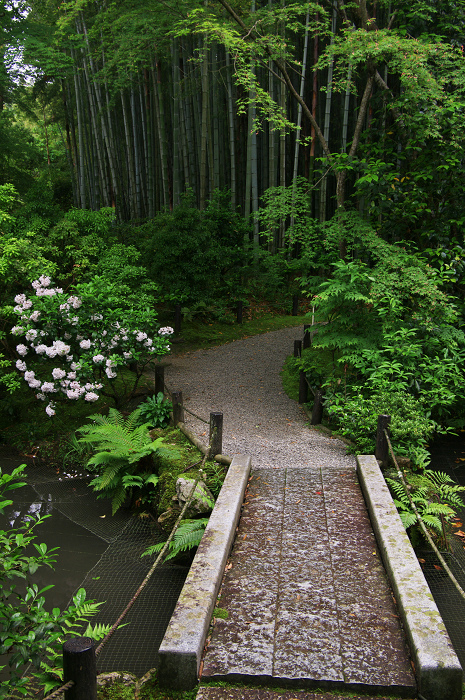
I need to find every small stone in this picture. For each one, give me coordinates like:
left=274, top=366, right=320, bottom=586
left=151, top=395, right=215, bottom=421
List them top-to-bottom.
left=176, top=477, right=214, bottom=516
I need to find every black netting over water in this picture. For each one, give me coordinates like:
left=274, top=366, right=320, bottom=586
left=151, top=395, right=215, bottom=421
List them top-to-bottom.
left=424, top=433, right=465, bottom=669
left=14, top=461, right=189, bottom=677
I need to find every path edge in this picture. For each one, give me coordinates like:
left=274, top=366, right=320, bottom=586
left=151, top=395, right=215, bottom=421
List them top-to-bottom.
left=158, top=454, right=252, bottom=690
left=356, top=454, right=463, bottom=700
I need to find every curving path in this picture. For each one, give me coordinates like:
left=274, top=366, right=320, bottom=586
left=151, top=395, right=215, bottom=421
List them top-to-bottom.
left=164, top=327, right=417, bottom=697
left=165, top=327, right=353, bottom=471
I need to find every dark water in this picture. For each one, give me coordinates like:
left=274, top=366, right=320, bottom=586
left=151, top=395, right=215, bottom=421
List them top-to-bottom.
left=423, top=431, right=465, bottom=669
left=0, top=445, right=188, bottom=683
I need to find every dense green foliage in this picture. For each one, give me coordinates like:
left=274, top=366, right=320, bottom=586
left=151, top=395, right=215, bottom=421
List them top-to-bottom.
left=0, top=465, right=110, bottom=696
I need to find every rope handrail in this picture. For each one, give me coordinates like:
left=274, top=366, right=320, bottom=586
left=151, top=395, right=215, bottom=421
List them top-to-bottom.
left=163, top=381, right=210, bottom=424
left=384, top=428, right=465, bottom=603
left=41, top=431, right=219, bottom=700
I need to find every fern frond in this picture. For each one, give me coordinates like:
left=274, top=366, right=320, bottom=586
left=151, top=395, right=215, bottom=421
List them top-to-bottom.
left=111, top=484, right=127, bottom=515
left=399, top=512, right=417, bottom=529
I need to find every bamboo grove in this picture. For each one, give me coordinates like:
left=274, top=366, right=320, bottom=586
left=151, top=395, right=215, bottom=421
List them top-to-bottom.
left=3, top=0, right=465, bottom=244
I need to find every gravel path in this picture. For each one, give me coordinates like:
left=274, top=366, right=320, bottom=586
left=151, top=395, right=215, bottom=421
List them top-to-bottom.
left=165, top=326, right=354, bottom=471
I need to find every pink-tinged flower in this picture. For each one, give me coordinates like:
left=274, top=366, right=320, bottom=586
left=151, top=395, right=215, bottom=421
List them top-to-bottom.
left=39, top=275, right=51, bottom=287
left=31, top=280, right=41, bottom=289
left=14, top=294, right=27, bottom=304
left=69, top=296, right=82, bottom=309
left=60, top=303, right=70, bottom=312
left=29, top=310, right=40, bottom=322
left=11, top=326, right=23, bottom=335
left=158, top=326, right=174, bottom=336
left=25, top=329, right=38, bottom=341
left=136, top=331, right=147, bottom=342
left=144, top=338, right=153, bottom=347
left=79, top=339, right=92, bottom=349
left=46, top=341, right=71, bottom=357
left=16, top=344, right=28, bottom=356
left=35, top=344, right=48, bottom=354
left=123, top=352, right=132, bottom=359
left=93, top=354, right=105, bottom=363
left=106, top=358, right=116, bottom=368
left=16, top=360, right=27, bottom=371
left=105, top=367, right=117, bottom=379
left=52, top=368, right=66, bottom=380
left=24, top=370, right=36, bottom=382
left=67, top=372, right=77, bottom=380
left=28, top=378, right=42, bottom=389
left=42, top=382, right=57, bottom=393
left=66, top=389, right=80, bottom=399
left=85, top=392, right=99, bottom=402
left=36, top=393, right=45, bottom=401
left=45, top=403, right=56, bottom=417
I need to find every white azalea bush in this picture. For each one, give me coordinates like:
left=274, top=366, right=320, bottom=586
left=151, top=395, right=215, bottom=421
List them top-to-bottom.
left=11, top=275, right=174, bottom=414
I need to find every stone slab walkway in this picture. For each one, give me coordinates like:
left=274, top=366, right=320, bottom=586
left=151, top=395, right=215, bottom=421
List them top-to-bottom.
left=165, top=328, right=417, bottom=696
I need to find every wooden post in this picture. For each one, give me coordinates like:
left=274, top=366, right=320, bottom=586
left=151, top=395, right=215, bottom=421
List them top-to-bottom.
left=292, top=294, right=299, bottom=316
left=236, top=300, right=243, bottom=324
left=174, top=304, right=182, bottom=333
left=303, top=324, right=311, bottom=349
left=293, top=340, right=302, bottom=358
left=155, top=365, right=165, bottom=396
left=298, top=371, right=308, bottom=404
left=311, top=390, right=324, bottom=425
left=172, top=391, right=184, bottom=425
left=209, top=412, right=223, bottom=458
left=376, top=414, right=391, bottom=466
left=63, top=637, right=97, bottom=700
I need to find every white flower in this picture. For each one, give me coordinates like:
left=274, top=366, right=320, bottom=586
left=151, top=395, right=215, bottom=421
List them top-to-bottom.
left=39, top=275, right=51, bottom=287
left=14, top=294, right=27, bottom=304
left=69, top=296, right=82, bottom=309
left=22, top=300, right=33, bottom=310
left=29, top=310, right=40, bottom=322
left=70, top=317, right=79, bottom=325
left=11, top=326, right=23, bottom=335
left=158, top=326, right=174, bottom=336
left=25, top=329, right=38, bottom=341
left=136, top=331, right=147, bottom=342
left=64, top=332, right=72, bottom=340
left=122, top=335, right=128, bottom=341
left=144, top=338, right=153, bottom=347
left=79, top=339, right=92, bottom=349
left=45, top=341, right=70, bottom=358
left=16, top=344, right=28, bottom=356
left=35, top=344, right=47, bottom=354
left=123, top=352, right=132, bottom=359
left=93, top=354, right=105, bottom=364
left=106, top=358, right=116, bottom=368
left=16, top=360, right=27, bottom=371
left=70, top=362, right=78, bottom=370
left=105, top=367, right=117, bottom=379
left=52, top=368, right=66, bottom=380
left=24, top=370, right=36, bottom=382
left=67, top=372, right=76, bottom=380
left=28, top=378, right=42, bottom=389
left=42, top=382, right=57, bottom=393
left=66, top=389, right=80, bottom=399
left=85, top=392, right=99, bottom=402
left=36, top=393, right=45, bottom=401
left=45, top=402, right=56, bottom=417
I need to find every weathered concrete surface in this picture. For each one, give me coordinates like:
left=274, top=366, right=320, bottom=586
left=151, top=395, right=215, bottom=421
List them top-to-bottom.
left=357, top=454, right=463, bottom=700
left=158, top=455, right=252, bottom=690
left=201, top=466, right=416, bottom=697
left=197, top=686, right=409, bottom=700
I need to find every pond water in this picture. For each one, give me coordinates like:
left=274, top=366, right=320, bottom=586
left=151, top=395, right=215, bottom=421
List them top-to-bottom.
left=421, top=431, right=465, bottom=669
left=0, top=445, right=188, bottom=682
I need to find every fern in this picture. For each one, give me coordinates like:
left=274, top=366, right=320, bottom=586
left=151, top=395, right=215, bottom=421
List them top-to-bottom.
left=77, top=409, right=165, bottom=514
left=386, top=468, right=465, bottom=547
left=142, top=518, right=209, bottom=561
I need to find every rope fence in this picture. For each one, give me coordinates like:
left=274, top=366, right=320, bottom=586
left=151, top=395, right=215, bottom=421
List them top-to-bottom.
left=378, top=422, right=465, bottom=604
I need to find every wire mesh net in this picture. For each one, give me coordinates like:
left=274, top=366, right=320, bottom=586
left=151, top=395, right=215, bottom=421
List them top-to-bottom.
left=422, top=433, right=465, bottom=668
left=21, top=462, right=189, bottom=677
